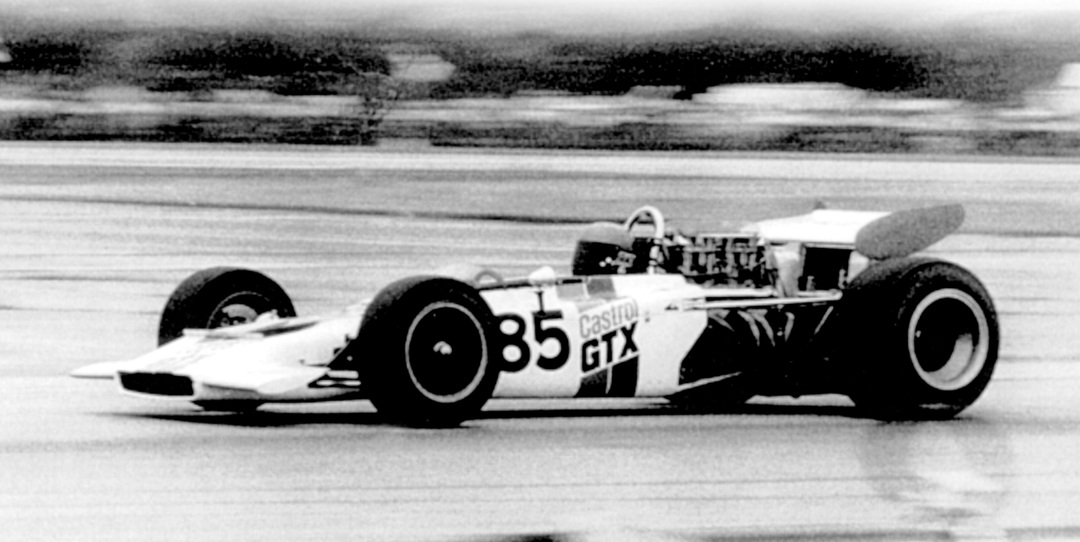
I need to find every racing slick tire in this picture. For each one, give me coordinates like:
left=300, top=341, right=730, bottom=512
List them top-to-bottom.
left=840, top=257, right=998, bottom=420
left=158, top=267, right=296, bottom=346
left=357, top=276, right=500, bottom=428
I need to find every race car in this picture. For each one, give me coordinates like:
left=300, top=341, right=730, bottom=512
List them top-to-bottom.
left=72, top=204, right=998, bottom=426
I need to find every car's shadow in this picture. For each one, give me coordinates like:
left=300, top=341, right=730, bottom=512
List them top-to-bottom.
left=110, top=398, right=886, bottom=428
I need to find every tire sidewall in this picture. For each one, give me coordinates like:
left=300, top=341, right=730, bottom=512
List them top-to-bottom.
left=843, top=258, right=999, bottom=417
left=158, top=267, right=296, bottom=345
left=358, top=276, right=499, bottom=427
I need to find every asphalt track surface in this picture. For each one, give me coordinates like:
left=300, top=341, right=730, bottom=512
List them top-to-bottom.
left=1, top=141, right=1079, bottom=542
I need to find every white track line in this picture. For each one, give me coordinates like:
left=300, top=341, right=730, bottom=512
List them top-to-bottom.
left=4, top=142, right=1080, bottom=182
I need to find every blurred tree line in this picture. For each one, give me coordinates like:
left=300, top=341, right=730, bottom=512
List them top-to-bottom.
left=0, top=22, right=1075, bottom=103
left=0, top=25, right=390, bottom=94
left=431, top=29, right=1075, bottom=103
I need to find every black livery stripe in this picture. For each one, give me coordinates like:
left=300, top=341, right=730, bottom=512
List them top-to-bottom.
left=575, top=356, right=639, bottom=398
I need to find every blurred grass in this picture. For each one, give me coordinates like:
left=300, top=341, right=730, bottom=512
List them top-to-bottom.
left=0, top=113, right=375, bottom=145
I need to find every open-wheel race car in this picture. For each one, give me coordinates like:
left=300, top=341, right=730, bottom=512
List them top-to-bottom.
left=73, top=204, right=998, bottom=426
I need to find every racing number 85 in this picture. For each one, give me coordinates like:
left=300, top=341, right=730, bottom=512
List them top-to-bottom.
left=497, top=310, right=569, bottom=372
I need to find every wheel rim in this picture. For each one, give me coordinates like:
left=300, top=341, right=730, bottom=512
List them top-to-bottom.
left=907, top=288, right=990, bottom=391
left=208, top=293, right=270, bottom=328
left=405, top=302, right=488, bottom=403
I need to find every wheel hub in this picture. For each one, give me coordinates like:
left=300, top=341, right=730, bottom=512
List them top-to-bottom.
left=908, top=288, right=990, bottom=391
left=405, top=302, right=488, bottom=403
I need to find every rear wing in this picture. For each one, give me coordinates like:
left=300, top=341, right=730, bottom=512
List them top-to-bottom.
left=743, top=204, right=964, bottom=259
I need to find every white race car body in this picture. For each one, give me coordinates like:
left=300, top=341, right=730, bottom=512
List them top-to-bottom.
left=74, top=204, right=997, bottom=423
left=77, top=272, right=833, bottom=403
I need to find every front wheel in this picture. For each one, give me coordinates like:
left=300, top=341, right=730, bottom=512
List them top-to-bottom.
left=841, top=258, right=999, bottom=419
left=158, top=267, right=296, bottom=346
left=356, top=276, right=499, bottom=427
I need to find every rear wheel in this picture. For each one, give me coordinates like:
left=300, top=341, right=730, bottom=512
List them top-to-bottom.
left=841, top=258, right=998, bottom=419
left=357, top=276, right=499, bottom=427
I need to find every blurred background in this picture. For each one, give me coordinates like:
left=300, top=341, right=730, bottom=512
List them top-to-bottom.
left=2, top=0, right=1080, bottom=152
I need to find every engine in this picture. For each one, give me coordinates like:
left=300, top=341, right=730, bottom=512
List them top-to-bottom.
left=571, top=206, right=864, bottom=294
left=572, top=223, right=772, bottom=285
left=658, top=233, right=769, bottom=286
